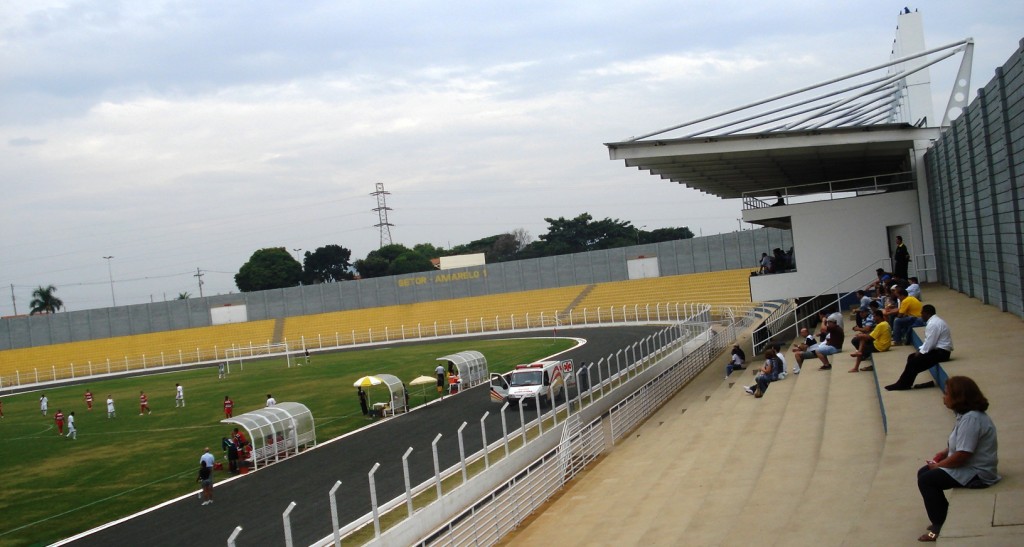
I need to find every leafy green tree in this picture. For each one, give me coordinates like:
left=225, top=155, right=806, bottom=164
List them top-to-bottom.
left=646, top=226, right=694, bottom=243
left=412, top=243, right=447, bottom=260
left=303, top=244, right=354, bottom=283
left=354, top=244, right=435, bottom=278
left=235, top=247, right=302, bottom=292
left=354, top=256, right=389, bottom=278
left=29, top=285, right=63, bottom=314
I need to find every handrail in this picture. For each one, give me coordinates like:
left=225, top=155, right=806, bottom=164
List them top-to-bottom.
left=742, top=171, right=914, bottom=209
left=752, top=258, right=893, bottom=354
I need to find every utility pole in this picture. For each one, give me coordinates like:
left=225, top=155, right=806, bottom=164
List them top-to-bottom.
left=371, top=182, right=394, bottom=248
left=194, top=268, right=205, bottom=298
left=9, top=284, right=16, bottom=315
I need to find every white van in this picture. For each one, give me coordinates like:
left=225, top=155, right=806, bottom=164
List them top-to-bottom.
left=490, top=359, right=575, bottom=407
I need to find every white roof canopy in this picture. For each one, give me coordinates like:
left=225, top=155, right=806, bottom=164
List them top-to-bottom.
left=221, top=401, right=316, bottom=470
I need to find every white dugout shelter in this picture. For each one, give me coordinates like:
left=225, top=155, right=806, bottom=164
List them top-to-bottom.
left=437, top=350, right=489, bottom=389
left=370, top=373, right=409, bottom=416
left=221, top=402, right=316, bottom=470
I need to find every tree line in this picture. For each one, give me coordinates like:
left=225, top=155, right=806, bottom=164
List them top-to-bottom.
left=234, top=213, right=693, bottom=292
left=24, top=214, right=695, bottom=311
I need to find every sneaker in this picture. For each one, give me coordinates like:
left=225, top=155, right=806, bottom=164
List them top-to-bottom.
left=793, top=366, right=800, bottom=374
left=744, top=386, right=754, bottom=395
left=201, top=500, right=212, bottom=506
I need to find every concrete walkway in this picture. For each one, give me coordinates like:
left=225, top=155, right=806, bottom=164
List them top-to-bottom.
left=501, top=285, right=1023, bottom=546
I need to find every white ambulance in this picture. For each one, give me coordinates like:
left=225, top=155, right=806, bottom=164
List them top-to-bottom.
left=490, top=359, right=575, bottom=407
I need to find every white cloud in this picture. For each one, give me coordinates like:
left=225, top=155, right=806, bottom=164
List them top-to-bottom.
left=0, top=0, right=1021, bottom=313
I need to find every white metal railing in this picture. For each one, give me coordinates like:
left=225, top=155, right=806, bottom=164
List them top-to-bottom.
left=741, top=171, right=914, bottom=210
left=750, top=258, right=895, bottom=355
left=0, top=302, right=746, bottom=393
left=286, top=305, right=759, bottom=547
left=278, top=308, right=713, bottom=547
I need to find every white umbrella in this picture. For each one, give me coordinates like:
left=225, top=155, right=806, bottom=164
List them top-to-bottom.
left=410, top=375, right=438, bottom=403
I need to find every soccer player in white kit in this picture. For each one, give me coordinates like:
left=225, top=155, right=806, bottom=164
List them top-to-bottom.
left=175, top=383, right=185, bottom=407
left=107, top=395, right=116, bottom=418
left=66, top=411, right=77, bottom=439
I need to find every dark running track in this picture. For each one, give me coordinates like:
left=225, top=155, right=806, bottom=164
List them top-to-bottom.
left=64, top=326, right=660, bottom=547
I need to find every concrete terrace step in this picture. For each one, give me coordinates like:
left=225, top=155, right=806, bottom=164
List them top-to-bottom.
left=722, top=363, right=832, bottom=544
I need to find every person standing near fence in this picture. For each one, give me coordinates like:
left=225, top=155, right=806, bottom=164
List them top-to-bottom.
left=218, top=362, right=226, bottom=379
left=175, top=383, right=185, bottom=408
left=84, top=389, right=93, bottom=411
left=40, top=394, right=48, bottom=416
left=66, top=411, right=77, bottom=440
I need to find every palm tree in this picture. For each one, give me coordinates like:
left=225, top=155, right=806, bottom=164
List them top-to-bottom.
left=29, top=285, right=64, bottom=314
left=177, top=292, right=191, bottom=300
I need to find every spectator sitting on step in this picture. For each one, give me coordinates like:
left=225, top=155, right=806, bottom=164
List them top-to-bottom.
left=866, top=268, right=892, bottom=296
left=906, top=276, right=922, bottom=299
left=882, top=285, right=903, bottom=323
left=891, top=287, right=925, bottom=345
left=885, top=305, right=953, bottom=391
left=852, top=306, right=873, bottom=332
left=849, top=309, right=892, bottom=372
left=796, top=317, right=844, bottom=371
left=790, top=328, right=815, bottom=374
left=772, top=342, right=788, bottom=380
left=725, top=344, right=746, bottom=379
left=745, top=348, right=784, bottom=398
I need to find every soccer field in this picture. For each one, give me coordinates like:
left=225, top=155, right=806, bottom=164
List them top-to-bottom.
left=0, top=337, right=574, bottom=547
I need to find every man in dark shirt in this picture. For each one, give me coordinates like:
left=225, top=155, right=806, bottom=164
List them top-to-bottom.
left=812, top=319, right=844, bottom=370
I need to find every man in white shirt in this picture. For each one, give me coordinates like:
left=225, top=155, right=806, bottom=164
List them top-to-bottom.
left=906, top=277, right=922, bottom=299
left=885, top=305, right=953, bottom=391
left=175, top=383, right=185, bottom=408
left=266, top=394, right=277, bottom=407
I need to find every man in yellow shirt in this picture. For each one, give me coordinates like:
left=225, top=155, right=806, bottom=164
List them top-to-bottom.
left=892, top=288, right=925, bottom=345
left=849, top=310, right=892, bottom=372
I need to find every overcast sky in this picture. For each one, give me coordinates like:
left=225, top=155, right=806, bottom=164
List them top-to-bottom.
left=1, top=1, right=1020, bottom=315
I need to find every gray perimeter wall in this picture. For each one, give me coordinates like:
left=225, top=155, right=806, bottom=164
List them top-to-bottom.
left=925, top=39, right=1024, bottom=319
left=1, top=228, right=793, bottom=350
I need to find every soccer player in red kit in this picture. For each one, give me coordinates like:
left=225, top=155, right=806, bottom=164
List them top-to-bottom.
left=84, top=389, right=94, bottom=411
left=139, top=391, right=152, bottom=415
left=224, top=396, right=233, bottom=418
left=55, top=409, right=65, bottom=435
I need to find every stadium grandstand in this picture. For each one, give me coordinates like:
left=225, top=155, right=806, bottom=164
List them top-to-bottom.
left=7, top=10, right=1022, bottom=547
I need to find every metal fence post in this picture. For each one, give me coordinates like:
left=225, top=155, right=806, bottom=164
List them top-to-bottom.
left=533, top=393, right=542, bottom=435
left=500, top=402, right=510, bottom=456
left=519, top=403, right=527, bottom=445
left=480, top=411, right=490, bottom=468
left=457, top=422, right=468, bottom=483
left=432, top=433, right=443, bottom=498
left=402, top=447, right=414, bottom=517
left=369, top=462, right=381, bottom=538
left=329, top=480, right=342, bottom=547
left=282, top=501, right=296, bottom=547
left=227, top=526, right=242, bottom=547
